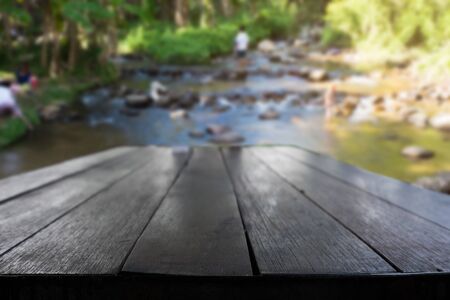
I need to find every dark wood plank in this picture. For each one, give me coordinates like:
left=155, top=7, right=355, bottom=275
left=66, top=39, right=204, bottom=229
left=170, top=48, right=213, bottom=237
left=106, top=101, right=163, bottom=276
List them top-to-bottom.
left=275, top=146, right=450, bottom=230
left=0, top=147, right=189, bottom=274
left=0, top=147, right=135, bottom=204
left=252, top=147, right=450, bottom=273
left=0, top=148, right=148, bottom=256
left=123, top=148, right=252, bottom=276
left=222, top=148, right=394, bottom=275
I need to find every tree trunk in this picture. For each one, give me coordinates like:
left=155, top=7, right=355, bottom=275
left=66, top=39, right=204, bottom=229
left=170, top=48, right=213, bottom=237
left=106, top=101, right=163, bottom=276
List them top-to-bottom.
left=156, top=0, right=173, bottom=22
left=174, top=0, right=189, bottom=27
left=200, top=0, right=214, bottom=27
left=221, top=0, right=233, bottom=17
left=41, top=3, right=52, bottom=70
left=2, top=14, right=12, bottom=58
left=67, top=21, right=79, bottom=72
left=50, top=23, right=62, bottom=78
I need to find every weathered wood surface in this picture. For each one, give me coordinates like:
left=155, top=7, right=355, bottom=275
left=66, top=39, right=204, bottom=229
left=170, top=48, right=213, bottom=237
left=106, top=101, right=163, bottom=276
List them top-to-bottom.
left=1, top=145, right=450, bottom=279
left=275, top=146, right=450, bottom=230
left=0, top=147, right=134, bottom=204
left=0, top=147, right=189, bottom=274
left=252, top=147, right=450, bottom=273
left=0, top=148, right=145, bottom=256
left=124, top=148, right=252, bottom=276
left=222, top=148, right=393, bottom=275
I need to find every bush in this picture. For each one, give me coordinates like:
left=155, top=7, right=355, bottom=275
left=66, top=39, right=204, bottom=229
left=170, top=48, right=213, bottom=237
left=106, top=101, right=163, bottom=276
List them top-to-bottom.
left=325, top=0, right=450, bottom=53
left=321, top=26, right=351, bottom=47
left=0, top=107, right=39, bottom=147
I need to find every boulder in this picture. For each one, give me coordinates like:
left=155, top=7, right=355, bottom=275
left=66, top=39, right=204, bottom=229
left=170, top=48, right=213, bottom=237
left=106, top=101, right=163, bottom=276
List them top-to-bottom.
left=258, top=39, right=276, bottom=53
left=292, top=39, right=308, bottom=48
left=289, top=48, right=305, bottom=59
left=268, top=53, right=282, bottom=63
left=308, top=69, right=328, bottom=82
left=235, top=70, right=248, bottom=81
left=117, top=85, right=130, bottom=97
left=177, top=92, right=199, bottom=109
left=126, top=94, right=151, bottom=108
left=200, top=95, right=217, bottom=107
left=242, top=95, right=257, bottom=105
left=339, top=97, right=359, bottom=117
left=290, top=98, right=303, bottom=107
left=39, top=103, right=66, bottom=122
left=213, top=105, right=231, bottom=113
left=399, top=107, right=418, bottom=121
left=120, top=108, right=140, bottom=117
left=259, top=108, right=280, bottom=120
left=169, top=109, right=189, bottom=119
left=67, top=111, right=83, bottom=121
left=407, top=112, right=428, bottom=128
left=430, top=113, right=450, bottom=131
left=206, top=124, right=231, bottom=135
left=189, top=129, right=205, bottom=139
left=210, top=131, right=245, bottom=144
left=401, top=146, right=435, bottom=160
left=414, top=172, right=450, bottom=195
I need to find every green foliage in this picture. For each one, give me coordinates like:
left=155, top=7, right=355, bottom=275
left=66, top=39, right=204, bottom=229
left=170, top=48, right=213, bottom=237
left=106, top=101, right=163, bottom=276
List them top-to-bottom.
left=0, top=0, right=31, bottom=24
left=62, top=0, right=113, bottom=30
left=325, top=0, right=450, bottom=63
left=121, top=7, right=295, bottom=64
left=320, top=26, right=351, bottom=47
left=0, top=107, right=39, bottom=148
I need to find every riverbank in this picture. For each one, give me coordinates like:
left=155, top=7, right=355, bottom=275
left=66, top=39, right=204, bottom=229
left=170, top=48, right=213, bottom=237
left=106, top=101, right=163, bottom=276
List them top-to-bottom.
left=0, top=65, right=119, bottom=148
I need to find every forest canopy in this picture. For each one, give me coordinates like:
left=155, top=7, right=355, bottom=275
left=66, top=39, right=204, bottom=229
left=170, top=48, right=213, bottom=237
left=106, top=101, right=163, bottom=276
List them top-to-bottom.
left=1, top=0, right=450, bottom=74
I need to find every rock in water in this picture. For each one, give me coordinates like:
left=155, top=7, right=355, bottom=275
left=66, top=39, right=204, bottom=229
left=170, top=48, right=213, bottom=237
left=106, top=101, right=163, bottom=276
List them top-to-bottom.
left=258, top=39, right=276, bottom=53
left=309, top=69, right=328, bottom=82
left=178, top=91, right=199, bottom=109
left=125, top=94, right=151, bottom=108
left=39, top=103, right=67, bottom=122
left=169, top=109, right=189, bottom=119
left=259, top=109, right=281, bottom=120
left=407, top=112, right=428, bottom=128
left=430, top=113, right=450, bottom=131
left=206, top=124, right=231, bottom=135
left=189, top=129, right=205, bottom=139
left=210, top=131, right=245, bottom=144
left=401, top=146, right=435, bottom=160
left=415, top=172, right=450, bottom=195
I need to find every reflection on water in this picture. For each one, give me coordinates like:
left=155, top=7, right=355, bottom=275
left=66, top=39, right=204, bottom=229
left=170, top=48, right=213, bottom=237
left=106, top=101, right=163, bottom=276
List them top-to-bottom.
left=1, top=52, right=449, bottom=182
left=0, top=123, right=127, bottom=178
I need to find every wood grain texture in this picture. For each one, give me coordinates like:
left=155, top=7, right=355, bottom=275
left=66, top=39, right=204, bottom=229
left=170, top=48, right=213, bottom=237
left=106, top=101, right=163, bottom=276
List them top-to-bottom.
left=276, top=146, right=450, bottom=230
left=0, top=147, right=190, bottom=275
left=0, top=147, right=135, bottom=204
left=252, top=147, right=450, bottom=273
left=0, top=148, right=147, bottom=256
left=123, top=148, right=252, bottom=276
left=222, top=148, right=393, bottom=275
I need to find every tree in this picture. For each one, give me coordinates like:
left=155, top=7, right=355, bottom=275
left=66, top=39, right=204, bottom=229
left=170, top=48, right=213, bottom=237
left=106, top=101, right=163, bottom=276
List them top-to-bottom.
left=174, top=0, right=189, bottom=27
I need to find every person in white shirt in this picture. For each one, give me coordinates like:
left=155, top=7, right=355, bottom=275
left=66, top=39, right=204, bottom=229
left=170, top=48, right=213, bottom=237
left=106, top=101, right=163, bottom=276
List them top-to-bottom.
left=235, top=26, right=250, bottom=59
left=0, top=81, right=33, bottom=130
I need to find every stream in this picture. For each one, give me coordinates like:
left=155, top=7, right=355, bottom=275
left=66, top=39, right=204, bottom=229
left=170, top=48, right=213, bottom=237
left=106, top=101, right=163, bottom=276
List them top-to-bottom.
left=1, top=50, right=449, bottom=183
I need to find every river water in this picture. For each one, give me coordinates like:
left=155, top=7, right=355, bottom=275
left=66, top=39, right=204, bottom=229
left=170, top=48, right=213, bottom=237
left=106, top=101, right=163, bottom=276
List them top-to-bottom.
left=1, top=51, right=449, bottom=182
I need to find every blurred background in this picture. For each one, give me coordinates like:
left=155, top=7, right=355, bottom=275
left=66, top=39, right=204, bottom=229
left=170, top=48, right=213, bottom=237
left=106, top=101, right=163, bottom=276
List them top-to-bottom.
left=0, top=0, right=449, bottom=194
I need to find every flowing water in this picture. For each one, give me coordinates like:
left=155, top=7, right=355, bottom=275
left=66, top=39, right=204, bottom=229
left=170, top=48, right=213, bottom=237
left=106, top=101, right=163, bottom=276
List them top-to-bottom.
left=1, top=51, right=449, bottom=182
